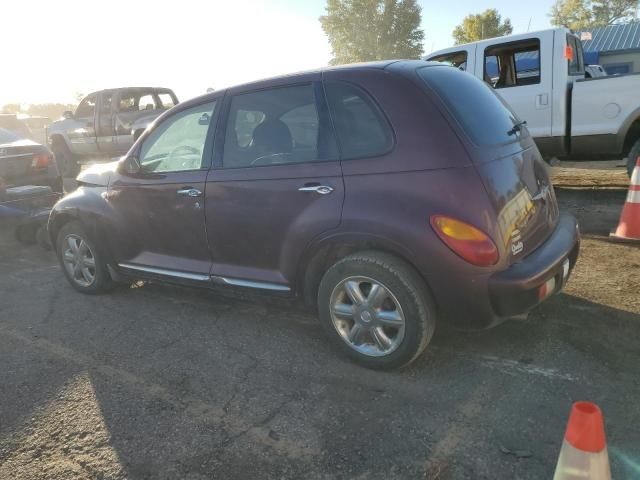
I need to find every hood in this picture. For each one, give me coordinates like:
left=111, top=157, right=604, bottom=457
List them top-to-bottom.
left=76, top=160, right=121, bottom=187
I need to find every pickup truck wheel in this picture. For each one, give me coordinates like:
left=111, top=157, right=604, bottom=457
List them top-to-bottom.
left=52, top=139, right=79, bottom=178
left=627, top=139, right=640, bottom=178
left=56, top=221, right=114, bottom=294
left=318, top=251, right=436, bottom=370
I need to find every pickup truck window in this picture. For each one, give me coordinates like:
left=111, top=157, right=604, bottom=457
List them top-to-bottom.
left=567, top=35, right=585, bottom=76
left=484, top=39, right=541, bottom=88
left=429, top=51, right=467, bottom=71
left=418, top=66, right=519, bottom=146
left=101, top=93, right=113, bottom=112
left=158, top=93, right=176, bottom=109
left=76, top=94, right=97, bottom=119
left=138, top=94, right=156, bottom=111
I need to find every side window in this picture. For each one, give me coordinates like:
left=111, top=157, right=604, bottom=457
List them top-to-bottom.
left=567, top=35, right=585, bottom=76
left=484, top=39, right=541, bottom=88
left=429, top=51, right=468, bottom=71
left=324, top=81, right=393, bottom=160
left=222, top=84, right=331, bottom=168
left=118, top=92, right=136, bottom=112
left=101, top=93, right=113, bottom=112
left=138, top=93, right=156, bottom=111
left=158, top=93, right=176, bottom=109
left=76, top=94, right=97, bottom=118
left=138, top=101, right=216, bottom=173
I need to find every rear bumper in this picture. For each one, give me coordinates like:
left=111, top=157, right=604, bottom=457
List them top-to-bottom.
left=488, top=212, right=580, bottom=318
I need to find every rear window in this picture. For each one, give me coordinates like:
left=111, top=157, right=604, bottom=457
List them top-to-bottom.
left=418, top=66, right=520, bottom=146
left=324, top=81, right=393, bottom=160
left=0, top=128, right=20, bottom=144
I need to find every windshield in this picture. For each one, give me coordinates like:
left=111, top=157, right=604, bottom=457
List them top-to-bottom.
left=417, top=66, right=520, bottom=146
left=0, top=127, right=21, bottom=144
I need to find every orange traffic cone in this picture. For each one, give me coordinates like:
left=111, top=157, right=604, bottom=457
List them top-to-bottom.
left=610, top=156, right=640, bottom=242
left=553, top=402, right=611, bottom=480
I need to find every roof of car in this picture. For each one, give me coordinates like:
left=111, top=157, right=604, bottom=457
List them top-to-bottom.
left=179, top=59, right=433, bottom=109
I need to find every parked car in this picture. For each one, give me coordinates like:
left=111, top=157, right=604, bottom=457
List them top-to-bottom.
left=426, top=28, right=640, bottom=177
left=48, top=61, right=580, bottom=369
left=47, top=87, right=178, bottom=176
left=0, top=128, right=62, bottom=245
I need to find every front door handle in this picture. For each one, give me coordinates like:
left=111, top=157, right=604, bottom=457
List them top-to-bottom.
left=298, top=184, right=334, bottom=195
left=177, top=187, right=202, bottom=197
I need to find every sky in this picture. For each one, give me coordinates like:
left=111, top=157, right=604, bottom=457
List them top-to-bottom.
left=0, top=0, right=556, bottom=107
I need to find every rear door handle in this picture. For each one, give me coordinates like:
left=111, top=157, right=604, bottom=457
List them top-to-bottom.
left=298, top=184, right=333, bottom=195
left=177, top=187, right=202, bottom=197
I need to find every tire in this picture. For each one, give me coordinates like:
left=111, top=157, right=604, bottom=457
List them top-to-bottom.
left=51, top=138, right=79, bottom=178
left=627, top=138, right=640, bottom=178
left=56, top=221, right=114, bottom=294
left=15, top=224, right=38, bottom=245
left=318, top=251, right=436, bottom=370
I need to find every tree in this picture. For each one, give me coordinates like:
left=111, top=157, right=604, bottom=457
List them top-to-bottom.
left=320, top=0, right=424, bottom=65
left=549, top=0, right=639, bottom=30
left=452, top=9, right=513, bottom=45
left=1, top=103, right=21, bottom=114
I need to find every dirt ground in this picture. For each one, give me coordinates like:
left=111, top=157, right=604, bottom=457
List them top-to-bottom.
left=1, top=164, right=639, bottom=479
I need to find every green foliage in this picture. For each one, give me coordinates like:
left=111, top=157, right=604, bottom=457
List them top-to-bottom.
left=320, top=0, right=424, bottom=65
left=549, top=0, right=639, bottom=30
left=452, top=9, right=513, bottom=45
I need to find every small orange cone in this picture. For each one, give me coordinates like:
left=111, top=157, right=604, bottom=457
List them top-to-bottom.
left=611, top=156, right=640, bottom=242
left=553, top=402, right=611, bottom=480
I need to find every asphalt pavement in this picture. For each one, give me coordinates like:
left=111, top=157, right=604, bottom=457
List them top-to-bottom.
left=0, top=189, right=639, bottom=479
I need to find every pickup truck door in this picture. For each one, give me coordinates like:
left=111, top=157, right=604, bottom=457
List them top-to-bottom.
left=476, top=31, right=554, bottom=139
left=113, top=89, right=154, bottom=153
left=96, top=91, right=118, bottom=154
left=69, top=93, right=98, bottom=156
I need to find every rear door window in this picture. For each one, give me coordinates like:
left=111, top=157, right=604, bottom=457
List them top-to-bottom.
left=484, top=39, right=541, bottom=88
left=418, top=66, right=520, bottom=146
left=324, top=81, right=393, bottom=160
left=222, top=84, right=336, bottom=168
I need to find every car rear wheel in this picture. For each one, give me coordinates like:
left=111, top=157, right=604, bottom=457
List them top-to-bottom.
left=627, top=138, right=640, bottom=178
left=56, top=221, right=114, bottom=294
left=318, top=251, right=435, bottom=369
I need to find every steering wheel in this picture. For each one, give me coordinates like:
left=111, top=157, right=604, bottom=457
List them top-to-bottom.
left=167, top=145, right=200, bottom=169
left=250, top=152, right=290, bottom=166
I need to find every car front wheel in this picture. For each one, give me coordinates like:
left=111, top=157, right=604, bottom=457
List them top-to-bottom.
left=56, top=221, right=114, bottom=294
left=318, top=251, right=436, bottom=370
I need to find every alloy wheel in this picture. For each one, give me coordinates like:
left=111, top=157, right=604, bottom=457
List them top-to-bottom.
left=62, top=234, right=96, bottom=287
left=329, top=276, right=406, bottom=357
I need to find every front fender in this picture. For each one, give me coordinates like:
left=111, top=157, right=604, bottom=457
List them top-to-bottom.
left=48, top=186, right=115, bottom=261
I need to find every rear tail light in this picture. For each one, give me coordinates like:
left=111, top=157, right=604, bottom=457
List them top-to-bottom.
left=31, top=153, right=50, bottom=169
left=430, top=215, right=499, bottom=267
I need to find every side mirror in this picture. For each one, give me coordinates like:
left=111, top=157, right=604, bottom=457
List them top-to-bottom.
left=62, top=110, right=74, bottom=120
left=120, top=154, right=141, bottom=174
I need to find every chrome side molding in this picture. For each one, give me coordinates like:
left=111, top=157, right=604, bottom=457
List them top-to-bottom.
left=117, top=263, right=211, bottom=282
left=117, top=263, right=291, bottom=292
left=210, top=276, right=291, bottom=292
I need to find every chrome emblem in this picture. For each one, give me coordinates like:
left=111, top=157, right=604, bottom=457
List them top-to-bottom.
left=511, top=229, right=524, bottom=255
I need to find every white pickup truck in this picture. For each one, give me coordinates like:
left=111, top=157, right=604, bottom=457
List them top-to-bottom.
left=426, top=28, right=640, bottom=176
